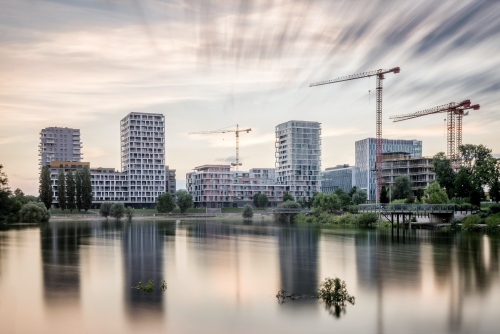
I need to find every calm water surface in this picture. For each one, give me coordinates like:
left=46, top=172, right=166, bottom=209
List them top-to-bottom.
left=1, top=219, right=499, bottom=334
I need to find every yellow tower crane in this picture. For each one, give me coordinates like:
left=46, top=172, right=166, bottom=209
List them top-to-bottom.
left=188, top=124, right=252, bottom=170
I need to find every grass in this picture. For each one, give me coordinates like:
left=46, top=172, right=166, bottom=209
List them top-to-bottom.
left=221, top=207, right=243, bottom=213
left=50, top=209, right=95, bottom=215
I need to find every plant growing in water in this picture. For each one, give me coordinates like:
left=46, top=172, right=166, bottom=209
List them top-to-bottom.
left=317, top=276, right=355, bottom=305
left=132, top=279, right=167, bottom=293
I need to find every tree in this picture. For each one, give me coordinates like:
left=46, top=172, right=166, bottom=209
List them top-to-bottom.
left=459, top=144, right=495, bottom=187
left=432, top=152, right=456, bottom=198
left=0, top=165, right=22, bottom=224
left=39, top=166, right=53, bottom=209
left=81, top=166, right=93, bottom=212
left=454, top=168, right=472, bottom=199
left=57, top=170, right=66, bottom=211
left=66, top=170, right=76, bottom=212
left=75, top=170, right=83, bottom=211
left=392, top=175, right=412, bottom=200
left=490, top=179, right=500, bottom=203
left=425, top=181, right=449, bottom=204
left=469, top=184, right=483, bottom=208
left=348, top=186, right=358, bottom=198
left=380, top=186, right=389, bottom=204
left=13, top=188, right=37, bottom=205
left=352, top=188, right=367, bottom=205
left=415, top=188, right=425, bottom=203
left=335, top=189, right=352, bottom=208
left=176, top=190, right=193, bottom=214
left=282, top=192, right=294, bottom=202
left=157, top=193, right=175, bottom=213
left=253, top=193, right=269, bottom=209
left=312, top=193, right=341, bottom=213
left=19, top=202, right=50, bottom=223
left=100, top=202, right=112, bottom=219
left=110, top=203, right=125, bottom=221
left=242, top=204, right=253, bottom=219
left=125, top=206, right=134, bottom=220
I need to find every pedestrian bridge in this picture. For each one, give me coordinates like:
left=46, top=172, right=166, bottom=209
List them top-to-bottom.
left=358, top=204, right=456, bottom=214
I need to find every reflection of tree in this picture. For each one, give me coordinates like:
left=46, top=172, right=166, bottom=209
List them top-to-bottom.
left=40, top=222, right=90, bottom=305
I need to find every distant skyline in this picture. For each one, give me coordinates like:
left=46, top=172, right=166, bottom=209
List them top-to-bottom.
left=1, top=0, right=499, bottom=195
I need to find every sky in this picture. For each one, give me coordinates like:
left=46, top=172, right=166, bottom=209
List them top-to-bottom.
left=1, top=0, right=499, bottom=195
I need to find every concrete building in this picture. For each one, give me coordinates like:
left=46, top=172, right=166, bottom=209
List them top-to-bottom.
left=120, top=112, right=166, bottom=206
left=275, top=120, right=321, bottom=201
left=39, top=127, right=82, bottom=167
left=355, top=138, right=422, bottom=201
left=381, top=152, right=436, bottom=195
left=186, top=164, right=287, bottom=208
left=321, top=164, right=356, bottom=194
left=166, top=167, right=176, bottom=198
left=249, top=168, right=277, bottom=184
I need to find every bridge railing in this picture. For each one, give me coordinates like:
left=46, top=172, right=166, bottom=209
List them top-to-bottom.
left=358, top=204, right=456, bottom=213
left=272, top=208, right=311, bottom=214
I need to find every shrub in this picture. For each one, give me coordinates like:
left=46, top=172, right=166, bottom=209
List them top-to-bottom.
left=19, top=202, right=50, bottom=223
left=100, top=202, right=112, bottom=219
left=110, top=203, right=125, bottom=221
left=242, top=204, right=253, bottom=219
left=489, top=204, right=500, bottom=214
left=125, top=206, right=134, bottom=220
left=338, top=213, right=355, bottom=225
left=357, top=213, right=378, bottom=226
left=485, top=213, right=500, bottom=229
left=462, top=215, right=482, bottom=231
left=317, top=277, right=355, bottom=305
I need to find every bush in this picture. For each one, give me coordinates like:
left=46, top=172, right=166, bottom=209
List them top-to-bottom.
left=19, top=202, right=50, bottom=223
left=100, top=202, right=112, bottom=219
left=110, top=203, right=125, bottom=221
left=242, top=204, right=253, bottom=219
left=489, top=204, right=500, bottom=214
left=344, top=205, right=358, bottom=214
left=125, top=206, right=134, bottom=220
left=338, top=213, right=355, bottom=225
left=357, top=213, right=378, bottom=226
left=485, top=213, right=500, bottom=229
left=462, top=215, right=482, bottom=231
left=317, top=277, right=355, bottom=305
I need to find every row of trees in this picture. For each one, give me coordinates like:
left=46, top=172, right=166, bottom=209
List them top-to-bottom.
left=56, top=167, right=93, bottom=212
left=157, top=190, right=193, bottom=214
left=99, top=202, right=134, bottom=221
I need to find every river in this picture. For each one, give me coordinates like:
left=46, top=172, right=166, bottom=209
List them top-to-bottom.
left=1, top=219, right=499, bottom=333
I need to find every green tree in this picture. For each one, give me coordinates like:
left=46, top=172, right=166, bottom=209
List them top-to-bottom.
left=432, top=152, right=456, bottom=198
left=0, top=165, right=22, bottom=224
left=39, top=166, right=53, bottom=209
left=81, top=166, right=93, bottom=212
left=454, top=168, right=472, bottom=199
left=57, top=170, right=66, bottom=211
left=66, top=170, right=76, bottom=212
left=75, top=170, right=83, bottom=212
left=392, top=175, right=412, bottom=200
left=490, top=179, right=500, bottom=203
left=425, top=181, right=449, bottom=204
left=469, top=184, right=483, bottom=208
left=348, top=186, right=358, bottom=198
left=380, top=186, right=389, bottom=204
left=13, top=188, right=37, bottom=205
left=351, top=188, right=367, bottom=205
left=415, top=188, right=425, bottom=203
left=334, top=189, right=352, bottom=208
left=176, top=190, right=193, bottom=214
left=282, top=192, right=294, bottom=202
left=157, top=193, right=175, bottom=213
left=258, top=193, right=268, bottom=208
left=312, top=193, right=341, bottom=213
left=19, top=202, right=50, bottom=223
left=100, top=202, right=112, bottom=220
left=110, top=203, right=125, bottom=221
left=242, top=204, right=253, bottom=219
left=125, top=206, right=134, bottom=220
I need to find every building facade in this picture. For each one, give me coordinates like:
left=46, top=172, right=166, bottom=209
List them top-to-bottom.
left=120, top=112, right=166, bottom=205
left=275, top=120, right=321, bottom=201
left=39, top=127, right=82, bottom=167
left=355, top=138, right=422, bottom=201
left=381, top=154, right=436, bottom=195
left=320, top=164, right=356, bottom=194
left=187, top=165, right=287, bottom=208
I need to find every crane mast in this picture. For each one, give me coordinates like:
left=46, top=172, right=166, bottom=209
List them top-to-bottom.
left=310, top=67, right=400, bottom=202
left=390, top=100, right=479, bottom=168
left=188, top=124, right=252, bottom=170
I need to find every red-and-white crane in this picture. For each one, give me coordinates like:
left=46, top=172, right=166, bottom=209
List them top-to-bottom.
left=310, top=67, right=401, bottom=201
left=390, top=100, right=480, bottom=167
left=189, top=124, right=252, bottom=170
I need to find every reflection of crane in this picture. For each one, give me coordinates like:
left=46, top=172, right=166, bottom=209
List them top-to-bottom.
left=310, top=67, right=401, bottom=201
left=390, top=100, right=480, bottom=168
left=189, top=124, right=251, bottom=170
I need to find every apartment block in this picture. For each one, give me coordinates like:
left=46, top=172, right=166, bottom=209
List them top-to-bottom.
left=275, top=120, right=321, bottom=201
left=39, top=127, right=82, bottom=167
left=355, top=138, right=422, bottom=201
left=381, top=152, right=436, bottom=193
left=321, top=164, right=356, bottom=194
left=187, top=165, right=287, bottom=208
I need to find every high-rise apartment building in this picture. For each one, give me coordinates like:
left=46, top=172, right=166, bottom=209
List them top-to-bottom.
left=120, top=112, right=166, bottom=205
left=275, top=120, right=321, bottom=201
left=39, top=127, right=82, bottom=167
left=355, top=138, right=422, bottom=201
left=321, top=164, right=357, bottom=194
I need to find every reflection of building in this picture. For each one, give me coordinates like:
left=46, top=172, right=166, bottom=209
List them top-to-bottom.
left=275, top=120, right=321, bottom=201
left=39, top=127, right=82, bottom=168
left=355, top=138, right=422, bottom=201
left=381, top=153, right=436, bottom=191
left=321, top=164, right=356, bottom=194
left=187, top=165, right=287, bottom=208
left=122, top=222, right=166, bottom=314
left=40, top=223, right=89, bottom=305
left=278, top=228, right=319, bottom=297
